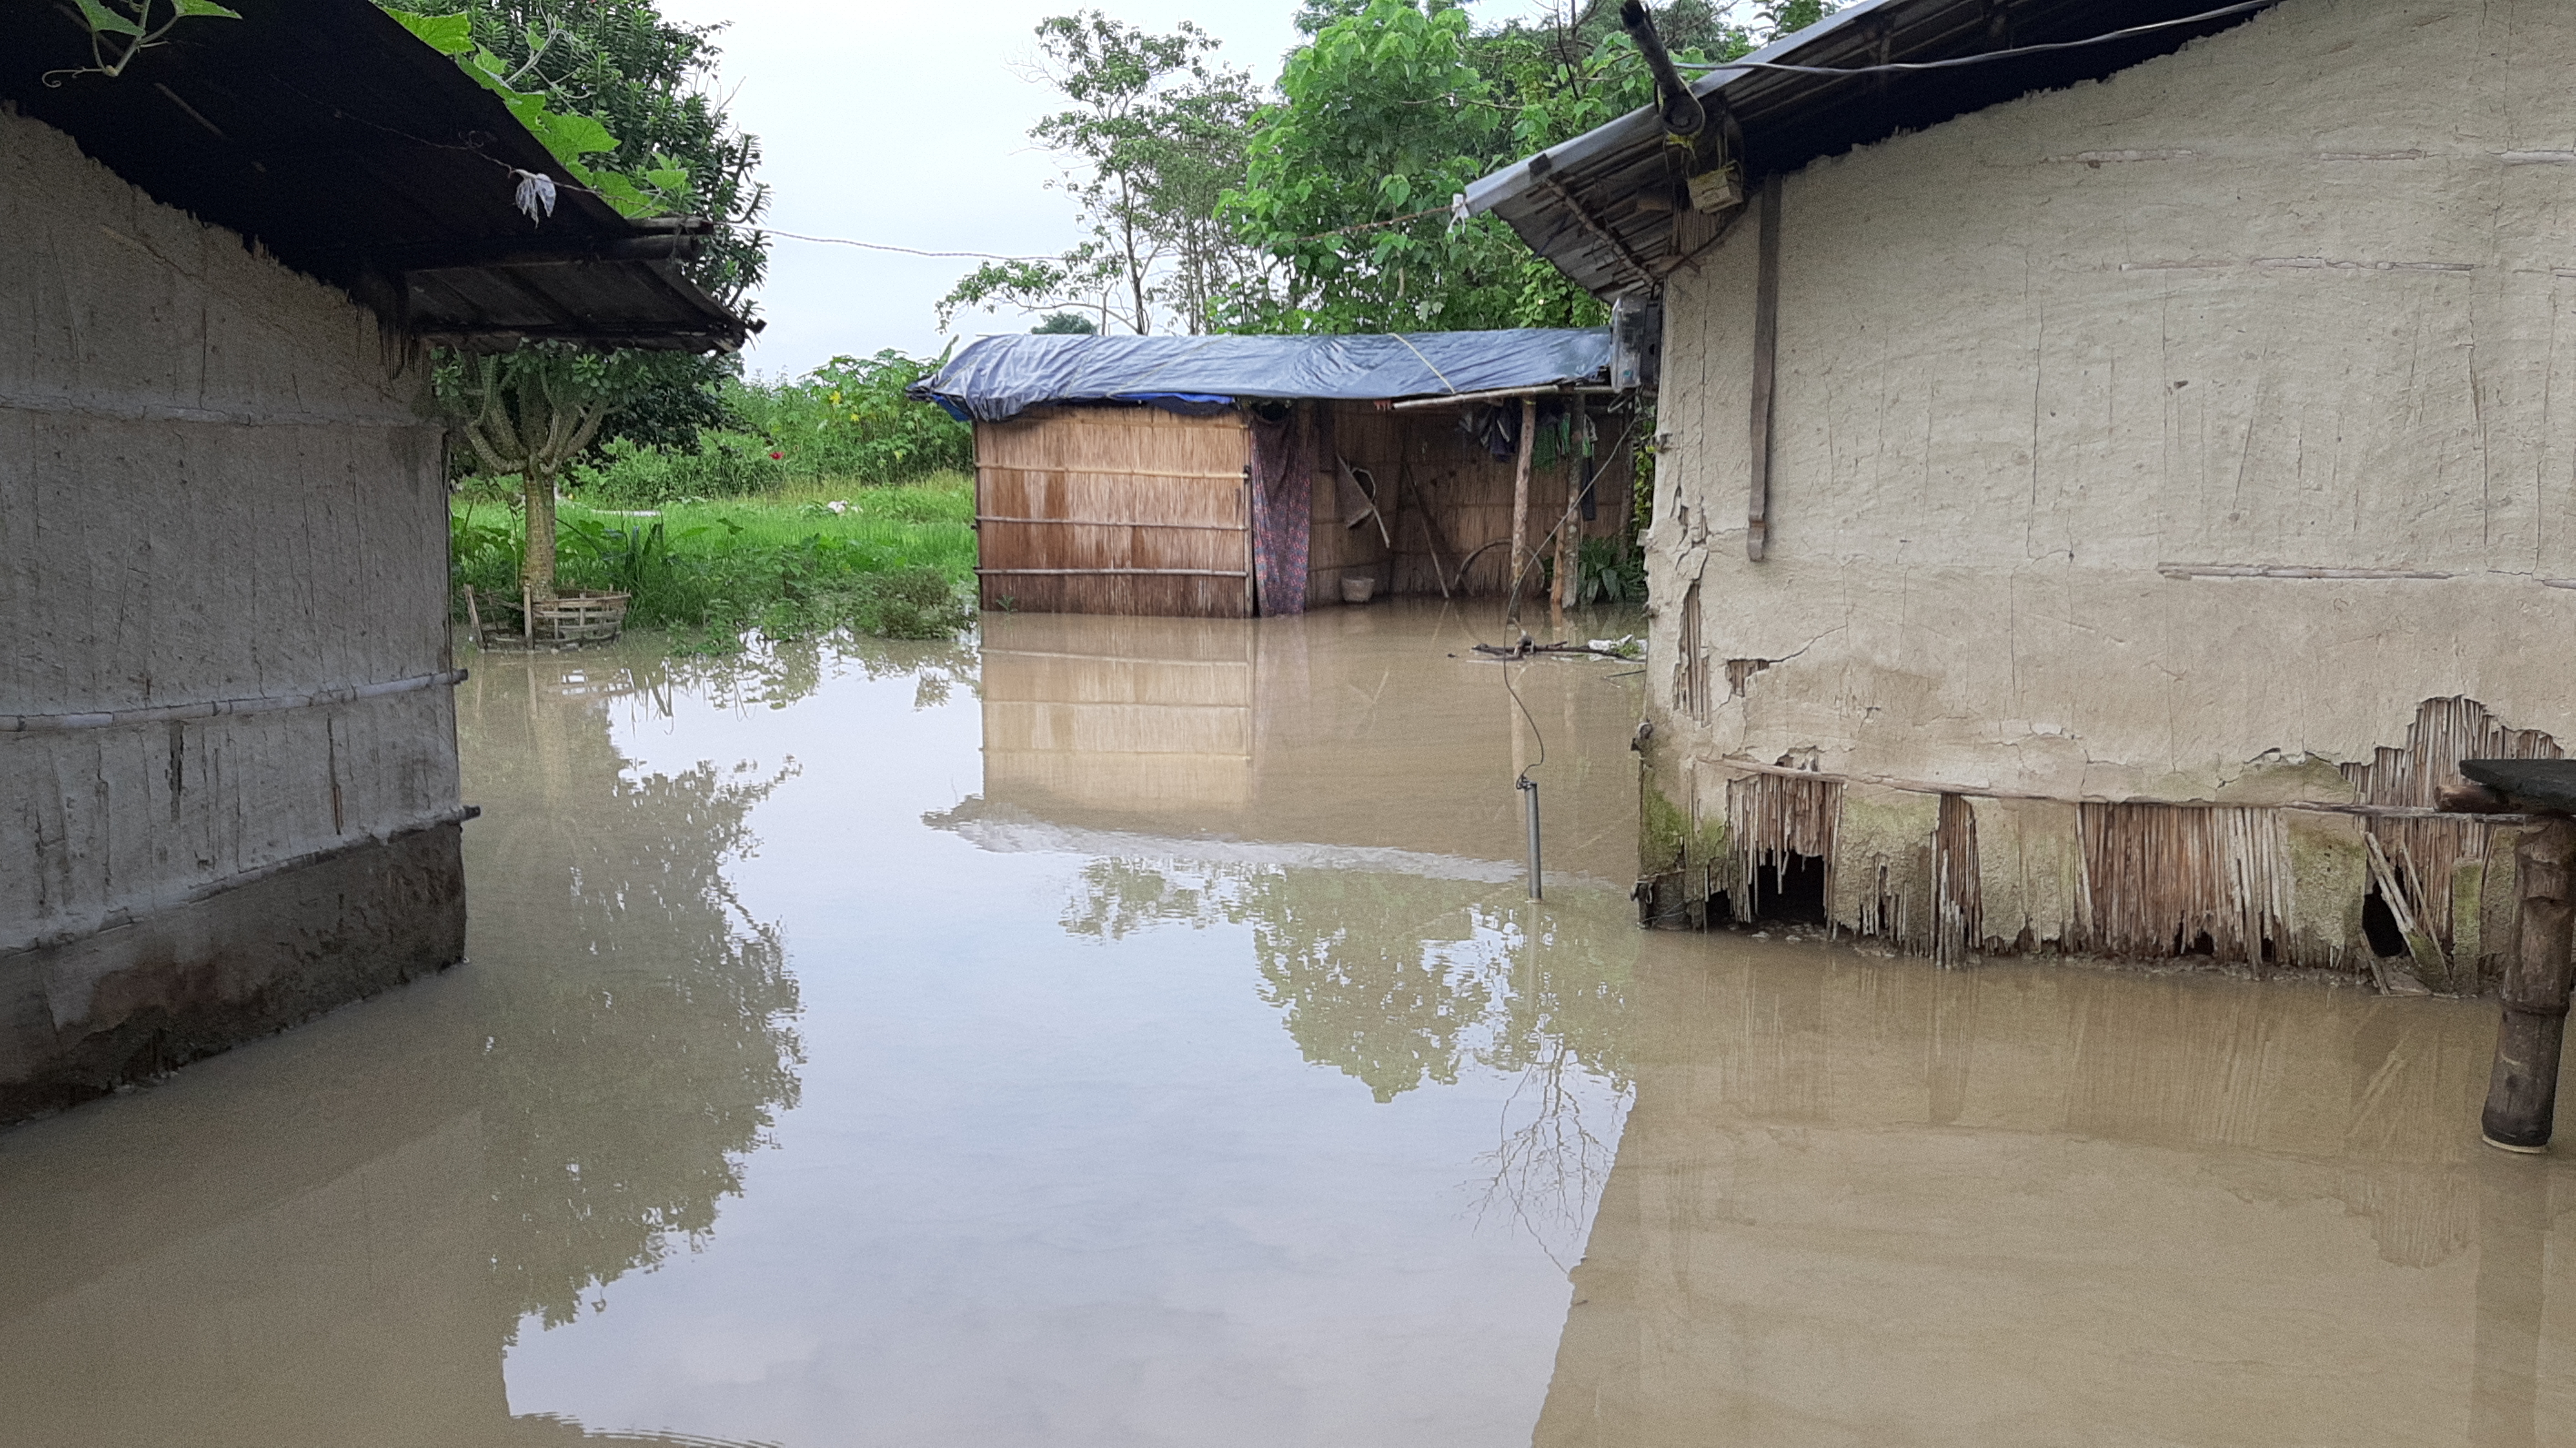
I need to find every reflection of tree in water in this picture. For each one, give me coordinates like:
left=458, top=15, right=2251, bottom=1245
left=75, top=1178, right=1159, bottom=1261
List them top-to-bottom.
left=462, top=649, right=826, bottom=1339
left=1061, top=855, right=1634, bottom=1253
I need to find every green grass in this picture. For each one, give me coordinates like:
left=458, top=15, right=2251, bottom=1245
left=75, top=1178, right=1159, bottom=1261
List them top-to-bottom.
left=453, top=472, right=978, bottom=651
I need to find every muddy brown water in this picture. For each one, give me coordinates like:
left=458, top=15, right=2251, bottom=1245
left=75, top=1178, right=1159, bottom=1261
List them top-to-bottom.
left=2, top=602, right=2571, bottom=1446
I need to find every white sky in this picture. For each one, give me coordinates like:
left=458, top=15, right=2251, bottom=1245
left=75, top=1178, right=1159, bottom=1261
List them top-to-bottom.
left=656, top=0, right=1561, bottom=379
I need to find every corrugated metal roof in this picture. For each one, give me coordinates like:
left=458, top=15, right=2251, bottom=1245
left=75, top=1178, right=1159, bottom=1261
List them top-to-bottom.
left=3, top=0, right=749, bottom=350
left=1464, top=0, right=2284, bottom=298
left=915, top=329, right=1614, bottom=422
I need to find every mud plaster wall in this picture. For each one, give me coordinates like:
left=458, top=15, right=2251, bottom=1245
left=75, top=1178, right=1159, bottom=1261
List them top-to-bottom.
left=1637, top=0, right=2576, bottom=967
left=0, top=109, right=461, bottom=1102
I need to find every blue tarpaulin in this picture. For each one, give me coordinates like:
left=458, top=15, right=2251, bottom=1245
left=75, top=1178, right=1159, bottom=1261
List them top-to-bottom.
left=910, top=329, right=1613, bottom=423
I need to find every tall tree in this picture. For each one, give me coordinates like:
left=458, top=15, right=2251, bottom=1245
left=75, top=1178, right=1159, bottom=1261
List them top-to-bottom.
left=1224, top=1, right=1811, bottom=335
left=941, top=12, right=1259, bottom=336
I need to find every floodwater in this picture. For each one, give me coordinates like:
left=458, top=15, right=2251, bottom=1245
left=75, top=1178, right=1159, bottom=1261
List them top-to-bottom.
left=3, top=602, right=2573, bottom=1447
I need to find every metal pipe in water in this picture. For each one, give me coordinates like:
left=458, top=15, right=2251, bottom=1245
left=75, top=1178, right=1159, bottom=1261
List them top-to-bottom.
left=1519, top=777, right=1543, bottom=900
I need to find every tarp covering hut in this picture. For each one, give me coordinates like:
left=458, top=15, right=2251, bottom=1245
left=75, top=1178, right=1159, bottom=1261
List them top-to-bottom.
left=1, top=0, right=747, bottom=1120
left=912, top=330, right=1625, bottom=617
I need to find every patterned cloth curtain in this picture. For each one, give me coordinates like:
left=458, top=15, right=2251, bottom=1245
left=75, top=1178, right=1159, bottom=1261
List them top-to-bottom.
left=1246, top=403, right=1311, bottom=615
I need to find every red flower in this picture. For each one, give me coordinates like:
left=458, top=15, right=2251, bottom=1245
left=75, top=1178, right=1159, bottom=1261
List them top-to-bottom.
left=769, top=450, right=784, bottom=460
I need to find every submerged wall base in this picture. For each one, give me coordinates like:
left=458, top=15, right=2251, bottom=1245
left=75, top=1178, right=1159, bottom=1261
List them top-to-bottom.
left=0, top=822, right=466, bottom=1124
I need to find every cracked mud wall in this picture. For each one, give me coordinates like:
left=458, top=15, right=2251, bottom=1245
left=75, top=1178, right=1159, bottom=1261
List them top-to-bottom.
left=1635, top=0, right=2576, bottom=969
left=0, top=108, right=463, bottom=1116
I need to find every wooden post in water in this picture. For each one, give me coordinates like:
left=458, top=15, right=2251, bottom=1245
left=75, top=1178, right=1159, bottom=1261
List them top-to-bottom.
left=1508, top=394, right=1536, bottom=624
left=1551, top=446, right=1577, bottom=633
left=2483, top=818, right=2576, bottom=1151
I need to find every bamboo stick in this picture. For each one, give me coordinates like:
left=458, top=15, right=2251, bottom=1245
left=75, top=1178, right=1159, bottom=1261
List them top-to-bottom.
left=1508, top=395, right=1535, bottom=624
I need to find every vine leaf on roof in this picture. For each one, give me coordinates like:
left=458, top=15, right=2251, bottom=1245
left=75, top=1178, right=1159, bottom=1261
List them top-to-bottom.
left=46, top=0, right=240, bottom=87
left=382, top=5, right=684, bottom=220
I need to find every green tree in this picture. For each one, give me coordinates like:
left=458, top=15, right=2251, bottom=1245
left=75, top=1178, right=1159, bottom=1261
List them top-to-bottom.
left=384, top=1, right=770, bottom=452
left=1223, top=1, right=1800, bottom=335
left=941, top=12, right=1259, bottom=336
left=1031, top=311, right=1100, bottom=335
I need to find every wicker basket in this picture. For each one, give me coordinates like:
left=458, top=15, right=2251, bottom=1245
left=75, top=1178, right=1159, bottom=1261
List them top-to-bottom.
left=475, top=588, right=629, bottom=645
left=530, top=589, right=630, bottom=643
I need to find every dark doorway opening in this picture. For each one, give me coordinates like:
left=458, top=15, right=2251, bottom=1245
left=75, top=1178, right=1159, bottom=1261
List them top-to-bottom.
left=1752, top=853, right=1829, bottom=926
left=2361, top=887, right=2410, bottom=958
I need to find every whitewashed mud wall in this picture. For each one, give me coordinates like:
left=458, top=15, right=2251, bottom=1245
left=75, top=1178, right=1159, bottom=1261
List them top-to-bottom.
left=1638, top=0, right=2576, bottom=977
left=0, top=107, right=464, bottom=1118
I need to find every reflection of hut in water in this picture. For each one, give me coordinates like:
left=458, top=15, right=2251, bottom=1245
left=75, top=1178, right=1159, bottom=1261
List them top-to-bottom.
left=1, top=5, right=748, bottom=1120
left=911, top=331, right=1628, bottom=617
left=940, top=610, right=1641, bottom=883
left=0, top=648, right=799, bottom=1445
left=1534, top=950, right=2575, bottom=1447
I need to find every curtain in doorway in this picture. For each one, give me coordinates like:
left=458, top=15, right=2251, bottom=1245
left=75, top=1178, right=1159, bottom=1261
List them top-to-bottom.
left=1246, top=403, right=1311, bottom=615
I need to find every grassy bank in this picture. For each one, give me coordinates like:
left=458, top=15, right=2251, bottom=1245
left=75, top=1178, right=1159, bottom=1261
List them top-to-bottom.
left=453, top=473, right=976, bottom=650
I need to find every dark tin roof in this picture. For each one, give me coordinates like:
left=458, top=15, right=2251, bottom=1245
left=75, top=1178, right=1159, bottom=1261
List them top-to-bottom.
left=4, top=0, right=749, bottom=351
left=1465, top=0, right=2283, bottom=298
left=914, top=329, right=1614, bottom=423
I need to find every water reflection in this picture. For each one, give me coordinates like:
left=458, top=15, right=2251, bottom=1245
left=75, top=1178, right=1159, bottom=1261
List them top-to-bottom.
left=936, top=604, right=1651, bottom=1262
left=0, top=638, right=836, bottom=1446
left=459, top=650, right=808, bottom=1337
left=1535, top=946, right=2576, bottom=1447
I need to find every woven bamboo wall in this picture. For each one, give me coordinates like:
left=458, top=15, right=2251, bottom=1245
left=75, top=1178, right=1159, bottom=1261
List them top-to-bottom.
left=1319, top=401, right=1627, bottom=602
left=974, top=406, right=1253, bottom=617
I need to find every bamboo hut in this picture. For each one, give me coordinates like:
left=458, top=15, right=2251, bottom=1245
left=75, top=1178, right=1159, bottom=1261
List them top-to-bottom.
left=1, top=0, right=748, bottom=1121
left=1464, top=0, right=2576, bottom=980
left=912, top=331, right=1630, bottom=617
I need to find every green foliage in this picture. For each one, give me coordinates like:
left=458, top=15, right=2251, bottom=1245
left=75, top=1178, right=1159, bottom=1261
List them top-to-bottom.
left=47, top=0, right=238, bottom=85
left=381, top=1, right=770, bottom=458
left=1223, top=1, right=1798, bottom=335
left=941, top=12, right=1260, bottom=336
left=1032, top=311, right=1100, bottom=334
left=549, top=351, right=971, bottom=507
left=730, top=351, right=975, bottom=485
left=452, top=481, right=978, bottom=649
left=1571, top=535, right=1646, bottom=606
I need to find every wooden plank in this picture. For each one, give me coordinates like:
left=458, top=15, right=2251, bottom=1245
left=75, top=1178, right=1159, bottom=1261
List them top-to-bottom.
left=1747, top=171, right=1783, bottom=563
left=979, top=464, right=1252, bottom=482
left=978, top=515, right=1248, bottom=531
left=977, top=567, right=1251, bottom=577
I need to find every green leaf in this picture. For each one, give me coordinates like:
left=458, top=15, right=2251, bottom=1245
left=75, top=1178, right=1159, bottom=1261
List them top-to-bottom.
left=74, top=0, right=144, bottom=37
left=170, top=0, right=241, bottom=16
left=381, top=7, right=471, bottom=54
left=644, top=167, right=689, bottom=193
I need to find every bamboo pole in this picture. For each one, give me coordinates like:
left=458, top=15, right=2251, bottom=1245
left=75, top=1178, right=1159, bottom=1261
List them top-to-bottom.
left=1508, top=395, right=1536, bottom=624
left=1552, top=447, right=1577, bottom=632
left=2483, top=819, right=2576, bottom=1151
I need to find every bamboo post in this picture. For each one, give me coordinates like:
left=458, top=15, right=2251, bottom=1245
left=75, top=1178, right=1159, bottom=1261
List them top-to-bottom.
left=1747, top=171, right=1783, bottom=562
left=1507, top=395, right=1536, bottom=623
left=1552, top=450, right=1578, bottom=632
left=2483, top=819, right=2576, bottom=1151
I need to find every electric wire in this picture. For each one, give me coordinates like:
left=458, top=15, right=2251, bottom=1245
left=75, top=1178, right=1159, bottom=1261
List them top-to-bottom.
left=1674, top=0, right=2276, bottom=75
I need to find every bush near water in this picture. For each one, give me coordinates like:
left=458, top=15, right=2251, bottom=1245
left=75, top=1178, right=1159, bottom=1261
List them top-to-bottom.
left=452, top=350, right=979, bottom=650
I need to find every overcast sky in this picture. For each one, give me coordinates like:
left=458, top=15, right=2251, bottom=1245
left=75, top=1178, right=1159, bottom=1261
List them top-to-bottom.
left=656, top=0, right=1561, bottom=380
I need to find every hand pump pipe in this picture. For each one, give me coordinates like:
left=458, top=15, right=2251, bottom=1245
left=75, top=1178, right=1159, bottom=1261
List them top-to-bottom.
left=1620, top=1, right=1707, bottom=137
left=1519, top=774, right=1544, bottom=900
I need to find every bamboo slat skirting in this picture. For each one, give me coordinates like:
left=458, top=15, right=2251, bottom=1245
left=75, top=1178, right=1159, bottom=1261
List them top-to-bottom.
left=979, top=515, right=1248, bottom=530
left=1698, top=694, right=2561, bottom=970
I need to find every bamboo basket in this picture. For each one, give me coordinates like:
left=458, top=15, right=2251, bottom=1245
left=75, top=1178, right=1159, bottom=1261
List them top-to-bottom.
left=475, top=588, right=630, bottom=645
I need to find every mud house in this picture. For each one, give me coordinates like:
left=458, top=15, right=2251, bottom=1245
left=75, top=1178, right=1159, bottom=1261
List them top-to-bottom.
left=1, top=0, right=747, bottom=1121
left=1467, top=0, right=2576, bottom=980
left=912, top=330, right=1629, bottom=617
